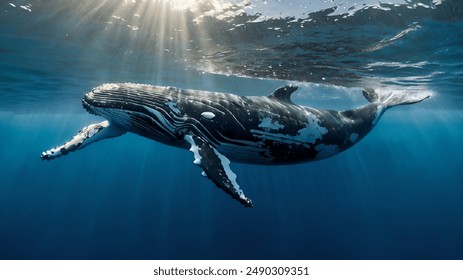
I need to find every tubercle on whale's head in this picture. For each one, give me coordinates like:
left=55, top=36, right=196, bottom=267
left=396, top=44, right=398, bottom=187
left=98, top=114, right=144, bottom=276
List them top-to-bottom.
left=82, top=83, right=122, bottom=115
left=82, top=83, right=178, bottom=114
left=82, top=83, right=151, bottom=117
left=82, top=84, right=115, bottom=115
left=82, top=90, right=95, bottom=114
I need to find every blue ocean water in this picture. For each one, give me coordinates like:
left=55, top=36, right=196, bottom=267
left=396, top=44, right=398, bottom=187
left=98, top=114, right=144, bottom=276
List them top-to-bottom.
left=1, top=0, right=462, bottom=259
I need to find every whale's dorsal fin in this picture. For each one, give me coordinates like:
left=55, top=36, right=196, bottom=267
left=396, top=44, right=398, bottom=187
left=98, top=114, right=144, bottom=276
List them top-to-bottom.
left=268, top=85, right=298, bottom=104
left=184, top=134, right=253, bottom=207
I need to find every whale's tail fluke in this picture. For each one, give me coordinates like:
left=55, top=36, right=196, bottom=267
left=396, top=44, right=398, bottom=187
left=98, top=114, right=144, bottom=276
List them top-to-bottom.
left=362, top=88, right=430, bottom=109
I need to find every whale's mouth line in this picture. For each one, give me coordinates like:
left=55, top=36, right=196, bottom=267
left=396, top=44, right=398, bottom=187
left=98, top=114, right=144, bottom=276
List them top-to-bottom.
left=82, top=94, right=100, bottom=117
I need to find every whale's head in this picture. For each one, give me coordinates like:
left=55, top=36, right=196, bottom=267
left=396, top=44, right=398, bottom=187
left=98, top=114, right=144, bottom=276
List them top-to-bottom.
left=82, top=83, right=183, bottom=142
left=83, top=83, right=169, bottom=113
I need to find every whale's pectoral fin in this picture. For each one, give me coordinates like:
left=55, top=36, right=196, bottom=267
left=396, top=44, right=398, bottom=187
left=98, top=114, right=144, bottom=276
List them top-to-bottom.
left=41, top=121, right=126, bottom=160
left=184, top=134, right=253, bottom=207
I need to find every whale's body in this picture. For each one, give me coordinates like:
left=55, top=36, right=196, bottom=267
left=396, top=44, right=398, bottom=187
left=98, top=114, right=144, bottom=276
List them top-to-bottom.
left=42, top=83, right=429, bottom=207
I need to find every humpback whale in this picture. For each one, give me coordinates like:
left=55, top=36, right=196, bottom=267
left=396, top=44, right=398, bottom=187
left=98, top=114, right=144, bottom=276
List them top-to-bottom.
left=41, top=83, right=429, bottom=207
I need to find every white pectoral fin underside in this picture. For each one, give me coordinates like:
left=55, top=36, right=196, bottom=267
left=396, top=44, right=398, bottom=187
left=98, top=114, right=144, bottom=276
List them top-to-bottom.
left=41, top=121, right=126, bottom=160
left=184, top=134, right=253, bottom=207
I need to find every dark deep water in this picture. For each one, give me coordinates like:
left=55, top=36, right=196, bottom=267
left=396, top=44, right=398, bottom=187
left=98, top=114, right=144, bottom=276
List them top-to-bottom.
left=1, top=0, right=462, bottom=259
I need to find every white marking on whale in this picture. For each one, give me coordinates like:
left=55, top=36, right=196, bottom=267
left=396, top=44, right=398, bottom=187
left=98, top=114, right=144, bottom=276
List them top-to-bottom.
left=201, top=112, right=216, bottom=120
left=296, top=113, right=328, bottom=145
left=258, top=117, right=284, bottom=131
left=185, top=134, right=202, bottom=165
